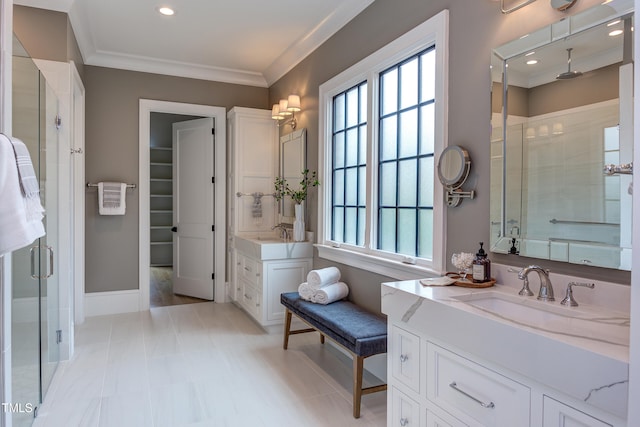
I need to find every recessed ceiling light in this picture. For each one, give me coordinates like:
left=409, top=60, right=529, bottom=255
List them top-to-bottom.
left=158, top=7, right=175, bottom=16
left=609, top=29, right=623, bottom=36
left=526, top=59, right=538, bottom=65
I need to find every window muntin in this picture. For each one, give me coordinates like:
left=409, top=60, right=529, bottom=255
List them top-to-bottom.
left=377, top=47, right=436, bottom=259
left=331, top=82, right=368, bottom=246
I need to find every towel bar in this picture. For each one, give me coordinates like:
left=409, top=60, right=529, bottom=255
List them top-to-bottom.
left=87, top=182, right=136, bottom=189
left=235, top=191, right=274, bottom=198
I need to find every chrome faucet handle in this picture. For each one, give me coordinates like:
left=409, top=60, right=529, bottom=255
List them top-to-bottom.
left=507, top=267, right=534, bottom=296
left=518, top=277, right=534, bottom=296
left=560, top=282, right=595, bottom=307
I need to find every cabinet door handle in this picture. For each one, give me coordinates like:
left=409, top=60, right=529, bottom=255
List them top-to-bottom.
left=244, top=294, right=252, bottom=300
left=399, top=354, right=409, bottom=363
left=449, top=381, right=495, bottom=409
left=399, top=418, right=409, bottom=426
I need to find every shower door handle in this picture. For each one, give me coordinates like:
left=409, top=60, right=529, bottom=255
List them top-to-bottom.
left=29, top=245, right=54, bottom=279
left=44, top=245, right=54, bottom=278
left=30, top=246, right=38, bottom=279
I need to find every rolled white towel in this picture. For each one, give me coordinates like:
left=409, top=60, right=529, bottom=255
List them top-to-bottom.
left=307, top=266, right=341, bottom=290
left=298, top=282, right=314, bottom=301
left=311, top=282, right=349, bottom=305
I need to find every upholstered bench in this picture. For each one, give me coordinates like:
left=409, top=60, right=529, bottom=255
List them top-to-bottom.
left=280, top=291, right=387, bottom=418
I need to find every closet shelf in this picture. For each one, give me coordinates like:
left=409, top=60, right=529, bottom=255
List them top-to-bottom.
left=151, top=209, right=173, bottom=214
left=150, top=241, right=173, bottom=246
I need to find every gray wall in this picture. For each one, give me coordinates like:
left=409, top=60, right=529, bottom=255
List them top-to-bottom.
left=269, top=0, right=629, bottom=315
left=84, top=66, right=268, bottom=292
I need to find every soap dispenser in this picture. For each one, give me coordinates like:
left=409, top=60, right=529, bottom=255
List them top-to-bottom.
left=472, top=242, right=491, bottom=283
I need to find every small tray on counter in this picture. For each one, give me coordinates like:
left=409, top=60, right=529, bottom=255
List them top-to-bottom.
left=445, top=272, right=496, bottom=288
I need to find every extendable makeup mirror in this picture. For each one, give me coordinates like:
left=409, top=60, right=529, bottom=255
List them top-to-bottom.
left=437, top=145, right=475, bottom=207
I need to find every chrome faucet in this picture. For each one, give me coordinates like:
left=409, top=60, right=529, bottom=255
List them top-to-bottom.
left=271, top=223, right=290, bottom=241
left=518, top=265, right=554, bottom=301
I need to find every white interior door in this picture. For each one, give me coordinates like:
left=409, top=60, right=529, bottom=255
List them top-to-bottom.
left=172, top=117, right=215, bottom=300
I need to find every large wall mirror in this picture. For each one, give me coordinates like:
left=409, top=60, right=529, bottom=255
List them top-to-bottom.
left=490, top=0, right=633, bottom=270
left=279, top=128, right=306, bottom=224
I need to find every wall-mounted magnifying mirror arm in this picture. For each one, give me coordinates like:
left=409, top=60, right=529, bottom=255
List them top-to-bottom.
left=445, top=187, right=475, bottom=208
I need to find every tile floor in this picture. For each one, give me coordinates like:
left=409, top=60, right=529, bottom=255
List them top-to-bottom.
left=32, top=302, right=387, bottom=427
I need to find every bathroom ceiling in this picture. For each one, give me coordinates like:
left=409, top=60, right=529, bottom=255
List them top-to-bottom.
left=14, top=0, right=375, bottom=87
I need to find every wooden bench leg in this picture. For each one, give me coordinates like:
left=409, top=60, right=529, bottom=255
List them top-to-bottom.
left=283, top=309, right=292, bottom=350
left=353, top=355, right=364, bottom=418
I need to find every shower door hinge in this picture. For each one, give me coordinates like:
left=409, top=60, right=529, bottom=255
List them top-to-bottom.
left=55, top=115, right=62, bottom=130
left=211, top=128, right=215, bottom=135
left=212, top=177, right=215, bottom=184
left=212, top=225, right=215, bottom=232
left=211, top=273, right=215, bottom=280
left=56, top=329, right=62, bottom=344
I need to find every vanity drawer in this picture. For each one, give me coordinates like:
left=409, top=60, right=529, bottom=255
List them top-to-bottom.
left=238, top=254, right=261, bottom=286
left=240, top=280, right=262, bottom=319
left=391, top=325, right=421, bottom=393
left=426, top=342, right=530, bottom=427
left=391, top=386, right=422, bottom=427
left=543, top=396, right=612, bottom=427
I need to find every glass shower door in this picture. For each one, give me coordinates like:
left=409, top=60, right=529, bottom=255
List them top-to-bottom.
left=11, top=36, right=61, bottom=426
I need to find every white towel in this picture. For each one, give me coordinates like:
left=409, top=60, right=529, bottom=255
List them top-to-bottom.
left=0, top=134, right=45, bottom=255
left=9, top=136, right=40, bottom=198
left=98, top=182, right=127, bottom=215
left=307, top=266, right=341, bottom=290
left=298, top=282, right=314, bottom=301
left=310, top=282, right=349, bottom=305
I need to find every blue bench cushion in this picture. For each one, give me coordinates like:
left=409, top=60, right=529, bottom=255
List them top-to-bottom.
left=281, top=292, right=387, bottom=357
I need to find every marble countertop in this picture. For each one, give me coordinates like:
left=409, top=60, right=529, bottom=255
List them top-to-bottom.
left=381, top=278, right=630, bottom=419
left=382, top=279, right=630, bottom=362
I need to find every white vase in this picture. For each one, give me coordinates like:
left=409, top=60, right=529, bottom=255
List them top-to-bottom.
left=293, top=204, right=305, bottom=241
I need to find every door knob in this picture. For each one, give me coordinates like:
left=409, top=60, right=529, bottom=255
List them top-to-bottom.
left=171, top=227, right=177, bottom=232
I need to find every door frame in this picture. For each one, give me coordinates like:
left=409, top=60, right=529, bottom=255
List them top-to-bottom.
left=139, top=99, right=227, bottom=310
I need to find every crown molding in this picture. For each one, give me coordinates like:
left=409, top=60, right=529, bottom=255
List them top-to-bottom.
left=263, top=0, right=374, bottom=86
left=84, top=50, right=269, bottom=87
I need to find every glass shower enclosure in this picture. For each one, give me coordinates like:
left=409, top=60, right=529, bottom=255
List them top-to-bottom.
left=11, top=35, right=61, bottom=426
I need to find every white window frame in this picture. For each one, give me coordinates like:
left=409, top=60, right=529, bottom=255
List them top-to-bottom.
left=317, top=10, right=449, bottom=280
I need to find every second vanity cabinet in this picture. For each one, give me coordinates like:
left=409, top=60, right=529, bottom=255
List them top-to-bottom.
left=232, top=236, right=312, bottom=330
left=387, top=321, right=620, bottom=427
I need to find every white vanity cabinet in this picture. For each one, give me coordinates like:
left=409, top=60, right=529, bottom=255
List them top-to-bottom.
left=233, top=236, right=312, bottom=330
left=387, top=320, right=619, bottom=427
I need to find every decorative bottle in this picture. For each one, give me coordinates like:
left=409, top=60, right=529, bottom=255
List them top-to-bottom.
left=472, top=242, right=491, bottom=283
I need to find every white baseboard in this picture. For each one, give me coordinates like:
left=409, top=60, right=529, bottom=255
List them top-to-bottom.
left=85, top=290, right=140, bottom=317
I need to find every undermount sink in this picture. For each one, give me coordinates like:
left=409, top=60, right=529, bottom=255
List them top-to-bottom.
left=234, top=235, right=313, bottom=260
left=452, top=291, right=630, bottom=347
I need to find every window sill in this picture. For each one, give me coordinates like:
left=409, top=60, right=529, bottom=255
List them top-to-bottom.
left=315, top=244, right=442, bottom=281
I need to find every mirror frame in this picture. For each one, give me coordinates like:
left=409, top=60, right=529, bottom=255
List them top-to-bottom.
left=490, top=0, right=634, bottom=270
left=278, top=128, right=306, bottom=224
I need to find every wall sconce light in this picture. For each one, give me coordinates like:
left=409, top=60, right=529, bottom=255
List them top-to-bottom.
left=272, top=95, right=301, bottom=130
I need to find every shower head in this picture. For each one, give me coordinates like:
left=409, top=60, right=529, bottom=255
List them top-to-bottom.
left=556, top=48, right=583, bottom=80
